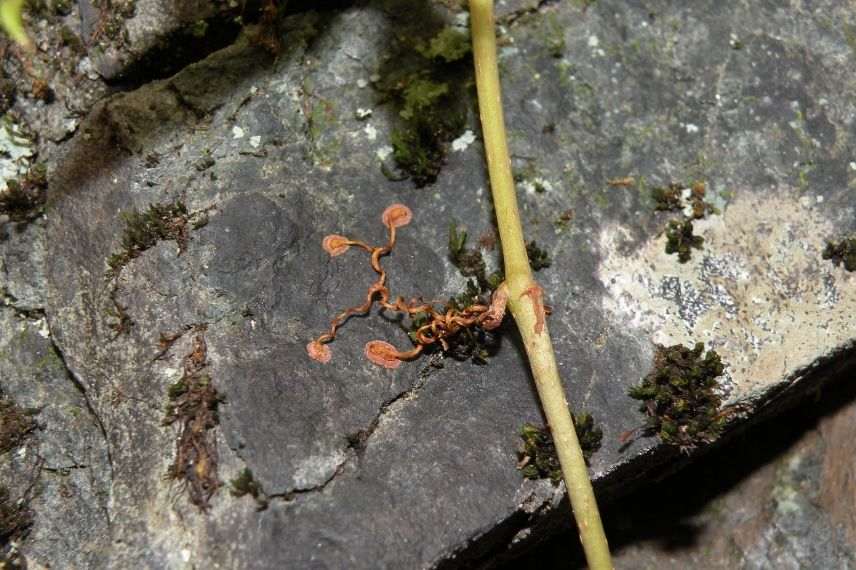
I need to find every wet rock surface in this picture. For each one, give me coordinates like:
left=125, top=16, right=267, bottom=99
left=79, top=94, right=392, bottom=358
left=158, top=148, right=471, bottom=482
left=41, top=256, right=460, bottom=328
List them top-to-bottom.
left=1, top=0, right=854, bottom=568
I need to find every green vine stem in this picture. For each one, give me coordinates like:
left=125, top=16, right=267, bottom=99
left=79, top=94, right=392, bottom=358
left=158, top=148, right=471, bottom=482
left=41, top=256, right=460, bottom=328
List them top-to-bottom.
left=0, top=0, right=32, bottom=50
left=468, top=1, right=614, bottom=568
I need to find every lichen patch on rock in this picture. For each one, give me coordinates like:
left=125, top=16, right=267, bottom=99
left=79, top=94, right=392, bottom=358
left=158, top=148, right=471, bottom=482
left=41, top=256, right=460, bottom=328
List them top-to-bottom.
left=598, top=190, right=856, bottom=399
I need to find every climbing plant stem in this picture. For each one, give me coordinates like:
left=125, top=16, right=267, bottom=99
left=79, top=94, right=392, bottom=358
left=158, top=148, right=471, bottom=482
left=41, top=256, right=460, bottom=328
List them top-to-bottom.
left=0, top=0, right=31, bottom=50
left=468, top=2, right=613, bottom=568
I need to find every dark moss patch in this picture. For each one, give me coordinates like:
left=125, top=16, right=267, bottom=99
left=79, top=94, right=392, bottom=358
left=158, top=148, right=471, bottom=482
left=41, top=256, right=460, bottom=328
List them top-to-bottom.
left=379, top=26, right=472, bottom=187
left=416, top=27, right=471, bottom=62
left=0, top=78, right=16, bottom=115
left=512, top=162, right=551, bottom=194
left=0, top=163, right=48, bottom=224
left=651, top=181, right=713, bottom=220
left=652, top=181, right=716, bottom=262
left=651, top=183, right=683, bottom=212
left=104, top=192, right=189, bottom=327
left=105, top=201, right=196, bottom=280
left=665, top=219, right=703, bottom=263
left=402, top=223, right=507, bottom=364
left=449, top=223, right=490, bottom=287
left=443, top=224, right=551, bottom=363
left=822, top=236, right=856, bottom=272
left=526, top=241, right=551, bottom=271
left=408, top=277, right=502, bottom=365
left=163, top=330, right=224, bottom=510
left=627, top=343, right=727, bottom=451
left=0, top=396, right=38, bottom=455
left=517, top=413, right=603, bottom=484
left=229, top=468, right=268, bottom=510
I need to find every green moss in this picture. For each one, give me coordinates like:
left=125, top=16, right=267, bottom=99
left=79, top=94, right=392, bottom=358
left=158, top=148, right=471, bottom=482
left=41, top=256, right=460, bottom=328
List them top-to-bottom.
left=543, top=13, right=565, bottom=58
left=189, top=19, right=208, bottom=38
left=59, top=25, right=84, bottom=52
left=379, top=27, right=471, bottom=187
left=417, top=27, right=471, bottom=62
left=0, top=78, right=15, bottom=114
left=400, top=78, right=449, bottom=120
left=305, top=97, right=341, bottom=168
left=391, top=126, right=447, bottom=186
left=0, top=162, right=48, bottom=224
left=651, top=181, right=713, bottom=219
left=652, top=181, right=715, bottom=262
left=651, top=184, right=683, bottom=212
left=105, top=201, right=190, bottom=279
left=665, top=219, right=703, bottom=263
left=403, top=223, right=507, bottom=364
left=449, top=223, right=487, bottom=281
left=822, top=236, right=856, bottom=271
left=525, top=241, right=551, bottom=271
left=628, top=343, right=727, bottom=451
left=166, top=380, right=187, bottom=400
left=0, top=396, right=38, bottom=455
left=573, top=412, right=603, bottom=457
left=518, top=413, right=603, bottom=484
left=230, top=468, right=268, bottom=509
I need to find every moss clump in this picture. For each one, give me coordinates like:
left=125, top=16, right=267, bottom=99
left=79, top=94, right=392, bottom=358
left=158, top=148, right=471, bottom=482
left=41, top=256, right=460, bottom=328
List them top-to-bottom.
left=59, top=25, right=84, bottom=52
left=380, top=26, right=472, bottom=187
left=416, top=27, right=471, bottom=62
left=0, top=78, right=16, bottom=114
left=0, top=163, right=48, bottom=224
left=652, top=181, right=713, bottom=220
left=652, top=181, right=716, bottom=262
left=651, top=183, right=683, bottom=212
left=106, top=201, right=190, bottom=279
left=665, top=219, right=703, bottom=263
left=404, top=223, right=506, bottom=364
left=449, top=223, right=489, bottom=285
left=443, top=224, right=552, bottom=363
left=822, top=236, right=856, bottom=272
left=526, top=241, right=551, bottom=270
left=408, top=277, right=502, bottom=365
left=164, top=332, right=224, bottom=510
left=628, top=343, right=727, bottom=451
left=0, top=396, right=38, bottom=455
left=517, top=414, right=603, bottom=484
left=229, top=468, right=268, bottom=510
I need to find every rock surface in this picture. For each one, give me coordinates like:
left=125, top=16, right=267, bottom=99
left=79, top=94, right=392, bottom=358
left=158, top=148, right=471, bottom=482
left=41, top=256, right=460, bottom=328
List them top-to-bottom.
left=1, top=0, right=854, bottom=568
left=508, top=370, right=856, bottom=569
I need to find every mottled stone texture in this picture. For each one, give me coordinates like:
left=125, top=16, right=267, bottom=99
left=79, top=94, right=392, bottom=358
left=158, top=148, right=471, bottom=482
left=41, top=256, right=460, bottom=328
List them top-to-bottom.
left=0, top=0, right=854, bottom=568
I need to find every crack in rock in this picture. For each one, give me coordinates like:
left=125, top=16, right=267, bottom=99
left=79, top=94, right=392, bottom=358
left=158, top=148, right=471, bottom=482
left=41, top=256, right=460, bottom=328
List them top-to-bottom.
left=269, top=354, right=441, bottom=502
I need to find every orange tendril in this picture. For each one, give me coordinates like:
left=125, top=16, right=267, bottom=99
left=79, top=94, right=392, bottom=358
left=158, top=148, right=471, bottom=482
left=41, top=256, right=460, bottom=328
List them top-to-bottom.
left=382, top=203, right=413, bottom=228
left=307, top=204, right=511, bottom=367
left=322, top=234, right=351, bottom=256
left=480, top=283, right=508, bottom=331
left=306, top=340, right=332, bottom=364
left=364, top=340, right=404, bottom=369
